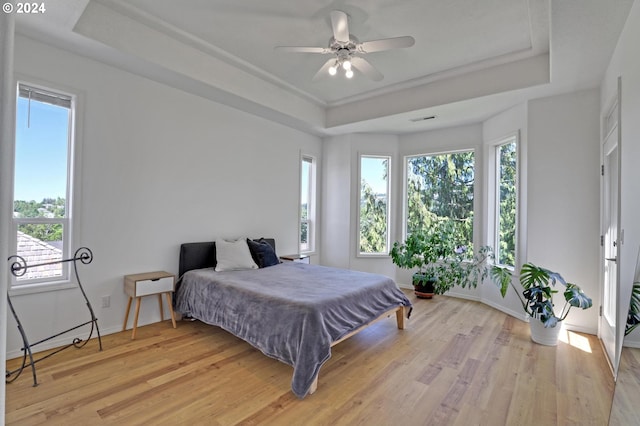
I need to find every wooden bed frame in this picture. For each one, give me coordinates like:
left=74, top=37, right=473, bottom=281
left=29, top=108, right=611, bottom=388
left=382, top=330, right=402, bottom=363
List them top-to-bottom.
left=177, top=239, right=409, bottom=397
left=308, top=305, right=407, bottom=394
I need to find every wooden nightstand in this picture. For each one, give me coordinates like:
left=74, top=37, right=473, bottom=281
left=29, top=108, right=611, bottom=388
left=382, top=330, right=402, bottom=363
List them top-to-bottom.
left=279, top=254, right=310, bottom=264
left=123, top=271, right=177, bottom=339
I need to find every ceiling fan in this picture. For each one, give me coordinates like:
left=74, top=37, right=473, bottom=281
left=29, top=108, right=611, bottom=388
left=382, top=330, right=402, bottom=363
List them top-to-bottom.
left=275, top=10, right=415, bottom=82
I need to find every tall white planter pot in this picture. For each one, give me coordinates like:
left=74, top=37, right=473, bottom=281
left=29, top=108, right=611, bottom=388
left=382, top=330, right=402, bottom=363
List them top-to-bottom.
left=529, top=318, right=562, bottom=346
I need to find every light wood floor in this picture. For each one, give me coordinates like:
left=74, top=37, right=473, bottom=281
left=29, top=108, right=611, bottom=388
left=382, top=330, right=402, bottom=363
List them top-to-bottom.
left=5, top=293, right=615, bottom=425
left=609, top=347, right=640, bottom=425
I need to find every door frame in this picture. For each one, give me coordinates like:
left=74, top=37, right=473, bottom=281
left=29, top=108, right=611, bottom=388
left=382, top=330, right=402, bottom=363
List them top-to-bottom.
left=599, top=77, right=622, bottom=378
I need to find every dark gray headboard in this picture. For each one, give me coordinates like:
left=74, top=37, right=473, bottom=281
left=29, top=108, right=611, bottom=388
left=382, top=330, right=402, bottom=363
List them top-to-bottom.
left=178, top=238, right=276, bottom=277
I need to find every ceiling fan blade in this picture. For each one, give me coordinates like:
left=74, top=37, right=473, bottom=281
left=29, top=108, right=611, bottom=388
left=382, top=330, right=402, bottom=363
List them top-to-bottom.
left=330, top=10, right=350, bottom=43
left=358, top=36, right=415, bottom=53
left=275, top=46, right=330, bottom=54
left=351, top=57, right=384, bottom=81
left=312, top=58, right=337, bottom=81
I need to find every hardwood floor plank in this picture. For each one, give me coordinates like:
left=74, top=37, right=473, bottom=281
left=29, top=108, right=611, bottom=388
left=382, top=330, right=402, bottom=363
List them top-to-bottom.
left=5, top=293, right=615, bottom=425
left=608, top=347, right=640, bottom=426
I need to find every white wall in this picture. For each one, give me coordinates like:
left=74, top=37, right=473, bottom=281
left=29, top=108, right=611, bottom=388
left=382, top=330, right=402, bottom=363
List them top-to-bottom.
left=602, top=0, right=640, bottom=349
left=6, top=35, right=322, bottom=357
left=527, top=89, right=601, bottom=334
left=321, top=133, right=399, bottom=277
left=321, top=135, right=352, bottom=269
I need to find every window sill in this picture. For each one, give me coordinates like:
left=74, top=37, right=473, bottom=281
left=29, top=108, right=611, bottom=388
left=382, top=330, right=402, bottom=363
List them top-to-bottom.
left=356, top=253, right=391, bottom=259
left=9, top=280, right=76, bottom=296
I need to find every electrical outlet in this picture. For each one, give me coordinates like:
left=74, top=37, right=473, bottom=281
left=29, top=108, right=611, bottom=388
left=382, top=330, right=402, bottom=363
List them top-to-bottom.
left=101, top=295, right=110, bottom=308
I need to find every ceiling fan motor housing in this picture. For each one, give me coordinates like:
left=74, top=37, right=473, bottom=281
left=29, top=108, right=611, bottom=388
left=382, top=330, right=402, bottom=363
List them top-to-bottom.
left=329, top=36, right=359, bottom=53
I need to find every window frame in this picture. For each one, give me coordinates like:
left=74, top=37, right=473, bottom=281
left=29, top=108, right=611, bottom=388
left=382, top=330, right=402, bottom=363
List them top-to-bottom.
left=9, top=79, right=82, bottom=295
left=488, top=133, right=519, bottom=268
left=299, top=154, right=316, bottom=254
left=357, top=154, right=391, bottom=257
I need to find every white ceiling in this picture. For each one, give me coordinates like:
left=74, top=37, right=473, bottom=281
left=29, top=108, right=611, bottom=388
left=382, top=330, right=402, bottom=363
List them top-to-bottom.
left=13, top=0, right=635, bottom=135
left=122, top=0, right=548, bottom=105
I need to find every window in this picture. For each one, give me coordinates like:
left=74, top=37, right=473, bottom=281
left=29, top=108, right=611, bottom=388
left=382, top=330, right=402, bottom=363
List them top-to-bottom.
left=11, top=83, right=76, bottom=289
left=493, top=136, right=518, bottom=266
left=404, top=150, right=475, bottom=254
left=300, top=155, right=316, bottom=253
left=359, top=155, right=390, bottom=255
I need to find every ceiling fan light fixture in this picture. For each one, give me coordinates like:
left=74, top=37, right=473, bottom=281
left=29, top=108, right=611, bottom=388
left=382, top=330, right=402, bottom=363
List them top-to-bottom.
left=277, top=10, right=414, bottom=82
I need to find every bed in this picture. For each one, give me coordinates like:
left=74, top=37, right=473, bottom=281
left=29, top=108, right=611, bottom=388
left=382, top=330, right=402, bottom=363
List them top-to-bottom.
left=174, top=238, right=412, bottom=398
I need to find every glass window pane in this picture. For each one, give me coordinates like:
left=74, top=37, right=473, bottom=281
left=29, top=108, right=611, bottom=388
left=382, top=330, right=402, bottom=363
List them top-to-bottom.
left=14, top=96, right=69, bottom=213
left=497, top=141, right=517, bottom=266
left=405, top=151, right=474, bottom=255
left=300, top=156, right=314, bottom=253
left=359, top=156, right=389, bottom=254
left=301, top=159, right=310, bottom=221
left=300, top=221, right=309, bottom=251
left=16, top=223, right=64, bottom=281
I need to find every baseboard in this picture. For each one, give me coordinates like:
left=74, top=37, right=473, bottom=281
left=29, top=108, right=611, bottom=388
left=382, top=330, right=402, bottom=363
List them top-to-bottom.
left=397, top=282, right=413, bottom=290
left=403, top=285, right=529, bottom=324
left=435, top=291, right=597, bottom=334
left=443, top=291, right=480, bottom=302
left=478, top=298, right=529, bottom=323
left=561, top=322, right=597, bottom=335
left=6, top=324, right=122, bottom=360
left=623, top=340, right=640, bottom=349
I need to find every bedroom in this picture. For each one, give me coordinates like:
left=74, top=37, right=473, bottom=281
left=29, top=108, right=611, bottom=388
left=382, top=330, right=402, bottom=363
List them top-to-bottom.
left=1, top=0, right=640, bottom=423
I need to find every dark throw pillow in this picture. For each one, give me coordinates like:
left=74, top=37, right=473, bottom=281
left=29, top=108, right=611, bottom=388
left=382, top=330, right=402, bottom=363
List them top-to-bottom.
left=247, top=238, right=280, bottom=268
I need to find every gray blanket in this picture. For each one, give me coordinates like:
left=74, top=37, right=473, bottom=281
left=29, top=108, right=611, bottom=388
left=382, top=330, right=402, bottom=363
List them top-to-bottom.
left=174, top=262, right=412, bottom=398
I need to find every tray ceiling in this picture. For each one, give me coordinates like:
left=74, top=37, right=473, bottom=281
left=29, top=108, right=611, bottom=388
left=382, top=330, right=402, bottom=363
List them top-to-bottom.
left=12, top=0, right=634, bottom=134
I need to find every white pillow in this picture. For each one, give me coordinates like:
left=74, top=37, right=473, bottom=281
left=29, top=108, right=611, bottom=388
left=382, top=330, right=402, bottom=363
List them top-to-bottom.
left=215, top=238, right=258, bottom=272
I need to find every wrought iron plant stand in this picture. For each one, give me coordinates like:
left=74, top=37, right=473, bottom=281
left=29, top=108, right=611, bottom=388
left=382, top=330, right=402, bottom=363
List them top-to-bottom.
left=5, top=247, right=102, bottom=386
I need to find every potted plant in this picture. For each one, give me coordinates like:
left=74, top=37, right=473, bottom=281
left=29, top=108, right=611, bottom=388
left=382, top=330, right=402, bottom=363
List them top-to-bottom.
left=390, top=219, right=493, bottom=298
left=390, top=231, right=438, bottom=298
left=491, top=263, right=593, bottom=345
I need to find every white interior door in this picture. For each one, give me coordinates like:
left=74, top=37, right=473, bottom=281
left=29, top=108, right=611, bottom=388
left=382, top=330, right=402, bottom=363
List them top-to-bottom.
left=600, top=88, right=620, bottom=375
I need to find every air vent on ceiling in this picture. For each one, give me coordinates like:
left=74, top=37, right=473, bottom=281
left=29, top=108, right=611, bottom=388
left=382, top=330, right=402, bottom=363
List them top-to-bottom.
left=410, top=115, right=436, bottom=122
